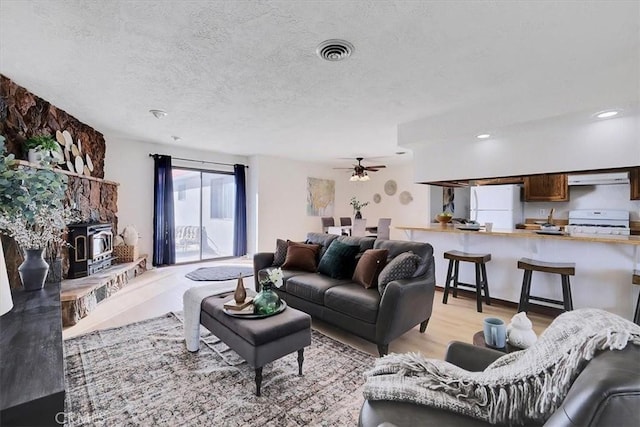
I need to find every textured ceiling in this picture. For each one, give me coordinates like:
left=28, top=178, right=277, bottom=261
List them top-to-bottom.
left=1, top=1, right=638, bottom=167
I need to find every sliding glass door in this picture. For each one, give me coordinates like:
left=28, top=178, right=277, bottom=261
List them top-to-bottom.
left=172, top=168, right=236, bottom=263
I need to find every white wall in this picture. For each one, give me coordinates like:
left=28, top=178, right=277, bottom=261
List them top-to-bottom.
left=404, top=113, right=640, bottom=182
left=103, top=138, right=247, bottom=258
left=249, top=155, right=432, bottom=253
left=524, top=183, right=640, bottom=221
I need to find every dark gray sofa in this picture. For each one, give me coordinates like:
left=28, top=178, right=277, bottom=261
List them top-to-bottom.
left=253, top=232, right=436, bottom=356
left=359, top=341, right=640, bottom=426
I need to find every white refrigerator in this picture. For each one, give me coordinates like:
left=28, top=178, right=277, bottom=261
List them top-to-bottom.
left=470, top=184, right=523, bottom=230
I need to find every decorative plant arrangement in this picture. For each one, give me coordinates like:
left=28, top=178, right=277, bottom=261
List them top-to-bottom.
left=24, top=134, right=62, bottom=164
left=0, top=137, right=77, bottom=290
left=350, top=196, right=370, bottom=219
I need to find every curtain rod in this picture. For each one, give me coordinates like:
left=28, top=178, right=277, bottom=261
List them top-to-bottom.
left=148, top=154, right=248, bottom=168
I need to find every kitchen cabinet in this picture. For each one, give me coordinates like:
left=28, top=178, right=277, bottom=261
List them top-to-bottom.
left=630, top=167, right=640, bottom=200
left=524, top=173, right=568, bottom=202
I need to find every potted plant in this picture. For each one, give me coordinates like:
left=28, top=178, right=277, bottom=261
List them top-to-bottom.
left=24, top=134, right=60, bottom=164
left=0, top=137, right=76, bottom=290
left=350, top=196, right=370, bottom=219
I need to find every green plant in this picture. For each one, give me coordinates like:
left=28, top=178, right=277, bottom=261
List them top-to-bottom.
left=24, top=135, right=58, bottom=152
left=0, top=137, right=76, bottom=254
left=349, top=196, right=369, bottom=212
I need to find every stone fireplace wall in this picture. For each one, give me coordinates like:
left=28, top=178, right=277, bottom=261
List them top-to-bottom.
left=1, top=75, right=117, bottom=288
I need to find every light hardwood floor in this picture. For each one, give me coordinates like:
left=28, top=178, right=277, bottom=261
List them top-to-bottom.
left=63, top=258, right=553, bottom=359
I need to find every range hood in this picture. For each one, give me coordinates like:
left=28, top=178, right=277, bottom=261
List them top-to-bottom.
left=567, top=172, right=629, bottom=186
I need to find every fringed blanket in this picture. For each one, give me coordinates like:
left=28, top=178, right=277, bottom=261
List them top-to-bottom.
left=363, top=309, right=640, bottom=425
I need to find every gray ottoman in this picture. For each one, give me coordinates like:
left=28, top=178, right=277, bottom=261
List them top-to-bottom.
left=200, top=293, right=312, bottom=396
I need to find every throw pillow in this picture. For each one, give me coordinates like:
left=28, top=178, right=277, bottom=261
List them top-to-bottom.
left=272, top=239, right=288, bottom=266
left=317, top=240, right=360, bottom=279
left=282, top=242, right=321, bottom=272
left=352, top=249, right=389, bottom=288
left=377, top=251, right=422, bottom=295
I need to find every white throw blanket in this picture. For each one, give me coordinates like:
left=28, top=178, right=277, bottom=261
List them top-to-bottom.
left=183, top=282, right=239, bottom=352
left=363, top=308, right=640, bottom=425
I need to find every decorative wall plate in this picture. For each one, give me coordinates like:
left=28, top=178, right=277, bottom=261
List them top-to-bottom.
left=56, top=130, right=66, bottom=146
left=62, top=130, right=73, bottom=148
left=77, top=139, right=82, bottom=154
left=71, top=143, right=79, bottom=157
left=86, top=154, right=94, bottom=172
left=75, top=155, right=84, bottom=175
left=66, top=160, right=75, bottom=173
left=84, top=165, right=91, bottom=176
left=384, top=180, right=397, bottom=196
left=399, top=191, right=413, bottom=205
left=373, top=193, right=381, bottom=203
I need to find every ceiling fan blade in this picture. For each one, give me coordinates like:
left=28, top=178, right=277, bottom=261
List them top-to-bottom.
left=365, top=165, right=386, bottom=169
left=332, top=167, right=355, bottom=170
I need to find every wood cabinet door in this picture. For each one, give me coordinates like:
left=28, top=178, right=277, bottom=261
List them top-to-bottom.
left=631, top=167, right=640, bottom=200
left=524, top=174, right=568, bottom=202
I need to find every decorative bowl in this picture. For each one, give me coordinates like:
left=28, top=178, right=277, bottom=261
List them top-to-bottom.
left=436, top=214, right=453, bottom=224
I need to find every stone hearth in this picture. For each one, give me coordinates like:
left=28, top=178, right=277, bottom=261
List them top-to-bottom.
left=61, top=255, right=147, bottom=326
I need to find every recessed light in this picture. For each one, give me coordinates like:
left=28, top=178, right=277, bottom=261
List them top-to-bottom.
left=149, top=109, right=167, bottom=119
left=595, top=110, right=620, bottom=119
left=476, top=134, right=491, bottom=139
left=171, top=136, right=181, bottom=142
left=395, top=151, right=406, bottom=155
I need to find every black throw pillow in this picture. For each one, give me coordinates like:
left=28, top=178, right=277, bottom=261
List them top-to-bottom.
left=317, top=240, right=360, bottom=279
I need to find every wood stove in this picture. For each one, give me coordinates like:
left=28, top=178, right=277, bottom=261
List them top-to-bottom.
left=67, top=223, right=114, bottom=278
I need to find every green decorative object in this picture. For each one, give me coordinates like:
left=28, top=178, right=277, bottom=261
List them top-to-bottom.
left=253, top=282, right=281, bottom=315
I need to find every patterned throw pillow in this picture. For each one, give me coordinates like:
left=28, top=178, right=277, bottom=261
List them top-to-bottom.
left=272, top=239, right=288, bottom=266
left=317, top=240, right=360, bottom=279
left=282, top=242, right=321, bottom=272
left=352, top=249, right=389, bottom=288
left=377, top=251, right=422, bottom=295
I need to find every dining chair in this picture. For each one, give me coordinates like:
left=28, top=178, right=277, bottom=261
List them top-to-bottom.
left=321, top=217, right=335, bottom=233
left=339, top=217, right=352, bottom=226
left=352, top=218, right=367, bottom=237
left=368, top=218, right=391, bottom=239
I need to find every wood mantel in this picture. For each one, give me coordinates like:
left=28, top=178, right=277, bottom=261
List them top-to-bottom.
left=14, top=160, right=119, bottom=186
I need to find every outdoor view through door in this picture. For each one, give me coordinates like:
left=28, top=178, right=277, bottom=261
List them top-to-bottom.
left=172, top=168, right=236, bottom=263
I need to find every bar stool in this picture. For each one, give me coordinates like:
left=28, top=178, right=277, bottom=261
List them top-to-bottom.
left=442, top=250, right=492, bottom=312
left=517, top=258, right=575, bottom=313
left=633, top=270, right=640, bottom=325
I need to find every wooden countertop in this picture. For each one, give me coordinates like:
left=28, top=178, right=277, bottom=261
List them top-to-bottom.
left=397, top=224, right=640, bottom=246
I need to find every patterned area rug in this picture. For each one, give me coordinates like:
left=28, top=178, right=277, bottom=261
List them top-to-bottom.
left=185, top=265, right=254, bottom=281
left=64, top=312, right=375, bottom=426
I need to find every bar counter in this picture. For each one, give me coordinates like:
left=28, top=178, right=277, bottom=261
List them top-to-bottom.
left=397, top=224, right=640, bottom=246
left=398, top=224, right=640, bottom=321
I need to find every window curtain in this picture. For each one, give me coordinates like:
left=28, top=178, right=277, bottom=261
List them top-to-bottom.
left=152, top=155, right=176, bottom=266
left=233, top=164, right=247, bottom=256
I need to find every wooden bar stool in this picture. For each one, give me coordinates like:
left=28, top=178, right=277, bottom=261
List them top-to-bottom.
left=442, top=250, right=492, bottom=312
left=517, top=258, right=575, bottom=313
left=633, top=270, right=640, bottom=325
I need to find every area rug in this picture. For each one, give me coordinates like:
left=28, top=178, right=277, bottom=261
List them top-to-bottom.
left=185, top=265, right=254, bottom=281
left=63, top=312, right=375, bottom=426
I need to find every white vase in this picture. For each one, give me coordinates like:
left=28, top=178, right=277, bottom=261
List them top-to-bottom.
left=27, top=149, right=42, bottom=164
left=506, top=312, right=538, bottom=349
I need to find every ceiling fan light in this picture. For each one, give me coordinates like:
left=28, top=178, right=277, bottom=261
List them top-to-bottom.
left=350, top=174, right=359, bottom=182
left=361, top=175, right=370, bottom=181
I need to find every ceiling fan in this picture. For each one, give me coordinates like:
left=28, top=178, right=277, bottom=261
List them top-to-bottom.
left=334, top=157, right=386, bottom=181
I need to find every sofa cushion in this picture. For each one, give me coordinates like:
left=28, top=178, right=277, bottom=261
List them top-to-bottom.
left=305, top=232, right=339, bottom=260
left=336, top=235, right=376, bottom=254
left=272, top=238, right=288, bottom=266
left=318, top=240, right=360, bottom=279
left=373, top=240, right=434, bottom=277
left=282, top=242, right=320, bottom=272
left=352, top=249, right=388, bottom=289
left=377, top=252, right=422, bottom=295
left=286, top=273, right=349, bottom=304
left=324, top=283, right=381, bottom=323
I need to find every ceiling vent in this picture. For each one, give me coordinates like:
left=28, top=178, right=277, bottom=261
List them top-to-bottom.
left=316, top=39, right=354, bottom=61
